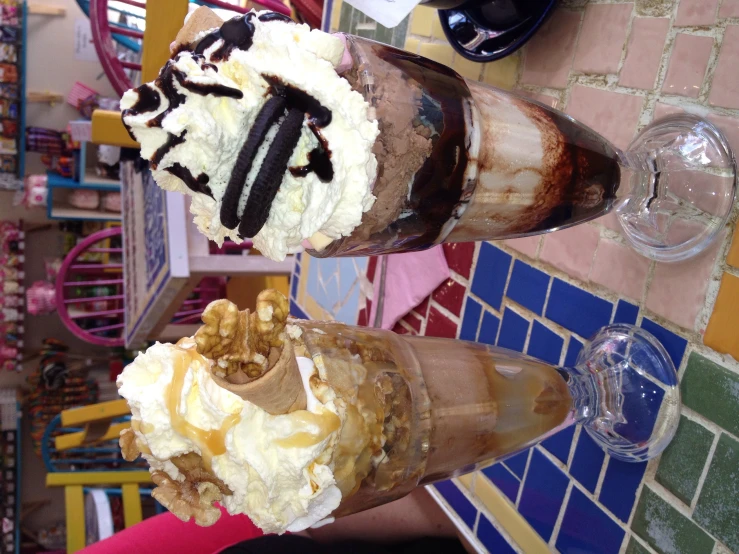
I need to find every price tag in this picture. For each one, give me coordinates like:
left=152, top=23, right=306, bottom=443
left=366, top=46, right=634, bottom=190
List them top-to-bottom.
left=343, top=0, right=423, bottom=28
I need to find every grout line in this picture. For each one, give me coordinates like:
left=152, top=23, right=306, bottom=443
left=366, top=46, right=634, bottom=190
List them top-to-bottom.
left=428, top=297, right=461, bottom=325
left=681, top=405, right=738, bottom=442
left=566, top=425, right=582, bottom=470
left=689, top=430, right=721, bottom=513
left=514, top=449, right=533, bottom=508
left=593, top=454, right=610, bottom=498
left=549, top=481, right=573, bottom=548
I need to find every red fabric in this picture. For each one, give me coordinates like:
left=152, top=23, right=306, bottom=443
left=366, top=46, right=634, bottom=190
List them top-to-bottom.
left=80, top=506, right=263, bottom=554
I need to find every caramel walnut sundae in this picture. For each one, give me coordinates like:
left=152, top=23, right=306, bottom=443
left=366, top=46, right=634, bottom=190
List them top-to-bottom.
left=116, top=290, right=410, bottom=533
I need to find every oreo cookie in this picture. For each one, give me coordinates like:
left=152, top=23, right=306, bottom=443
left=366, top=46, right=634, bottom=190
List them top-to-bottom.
left=220, top=95, right=288, bottom=229
left=239, top=108, right=305, bottom=238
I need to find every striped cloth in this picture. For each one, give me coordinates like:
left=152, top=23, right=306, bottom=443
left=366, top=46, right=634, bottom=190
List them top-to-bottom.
left=67, top=81, right=98, bottom=109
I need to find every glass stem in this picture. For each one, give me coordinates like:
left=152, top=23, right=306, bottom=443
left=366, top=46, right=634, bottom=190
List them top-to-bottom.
left=559, top=361, right=628, bottom=434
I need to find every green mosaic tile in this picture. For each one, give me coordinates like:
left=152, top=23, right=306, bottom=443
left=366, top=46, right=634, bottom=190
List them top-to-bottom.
left=334, top=2, right=410, bottom=47
left=338, top=3, right=353, bottom=34
left=373, top=24, right=394, bottom=47
left=681, top=353, right=739, bottom=437
left=655, top=416, right=714, bottom=504
left=693, top=434, right=739, bottom=553
left=632, top=487, right=714, bottom=554
left=626, top=537, right=652, bottom=554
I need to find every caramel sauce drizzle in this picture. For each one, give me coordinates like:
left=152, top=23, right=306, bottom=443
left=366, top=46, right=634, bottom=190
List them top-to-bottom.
left=168, top=341, right=241, bottom=471
left=274, top=410, right=341, bottom=449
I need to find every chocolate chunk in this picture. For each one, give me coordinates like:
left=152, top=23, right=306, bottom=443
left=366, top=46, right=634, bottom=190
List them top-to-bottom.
left=220, top=95, right=288, bottom=229
left=239, top=108, right=305, bottom=238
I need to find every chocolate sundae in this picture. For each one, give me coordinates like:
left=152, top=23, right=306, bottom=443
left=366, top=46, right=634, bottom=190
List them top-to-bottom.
left=122, top=8, right=620, bottom=260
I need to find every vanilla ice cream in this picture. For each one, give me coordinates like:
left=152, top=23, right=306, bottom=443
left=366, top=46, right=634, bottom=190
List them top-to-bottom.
left=121, top=11, right=378, bottom=261
left=117, top=338, right=344, bottom=533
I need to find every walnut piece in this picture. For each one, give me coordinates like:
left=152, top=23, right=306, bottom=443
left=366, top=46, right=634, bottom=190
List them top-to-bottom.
left=194, top=290, right=289, bottom=380
left=119, top=427, right=140, bottom=462
left=150, top=453, right=232, bottom=527
left=151, top=471, right=222, bottom=526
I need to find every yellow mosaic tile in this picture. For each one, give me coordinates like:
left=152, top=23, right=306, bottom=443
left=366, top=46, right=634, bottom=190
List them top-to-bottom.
left=330, top=0, right=342, bottom=31
left=410, top=6, right=435, bottom=37
left=431, top=15, right=447, bottom=41
left=404, top=36, right=421, bottom=54
left=419, top=42, right=454, bottom=68
left=482, top=54, right=521, bottom=90
left=453, top=55, right=484, bottom=80
left=727, top=226, right=739, bottom=268
left=295, top=256, right=332, bottom=321
left=704, top=272, right=739, bottom=359
left=456, top=473, right=475, bottom=491
left=473, top=474, right=551, bottom=554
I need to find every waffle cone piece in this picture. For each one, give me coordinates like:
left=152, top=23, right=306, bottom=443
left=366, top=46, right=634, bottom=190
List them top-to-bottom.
left=172, top=6, right=225, bottom=53
left=194, top=290, right=307, bottom=415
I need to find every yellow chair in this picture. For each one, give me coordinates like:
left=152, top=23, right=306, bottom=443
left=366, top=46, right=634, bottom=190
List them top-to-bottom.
left=45, top=400, right=150, bottom=553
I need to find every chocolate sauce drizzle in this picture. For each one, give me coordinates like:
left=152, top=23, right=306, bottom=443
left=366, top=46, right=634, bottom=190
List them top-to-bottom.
left=123, top=11, right=345, bottom=223
left=257, top=12, right=294, bottom=23
left=128, top=84, right=160, bottom=113
left=152, top=131, right=187, bottom=169
left=290, top=146, right=333, bottom=182
left=166, top=163, right=213, bottom=198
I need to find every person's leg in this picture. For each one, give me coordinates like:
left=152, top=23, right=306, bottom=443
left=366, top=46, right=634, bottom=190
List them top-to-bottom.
left=80, top=505, right=262, bottom=554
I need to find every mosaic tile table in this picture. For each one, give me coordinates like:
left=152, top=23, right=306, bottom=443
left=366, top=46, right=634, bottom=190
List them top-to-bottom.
left=294, top=1, right=739, bottom=552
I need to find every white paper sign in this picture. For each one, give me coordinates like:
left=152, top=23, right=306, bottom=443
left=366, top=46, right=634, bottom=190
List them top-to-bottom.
left=344, top=0, right=424, bottom=29
left=74, top=18, right=100, bottom=62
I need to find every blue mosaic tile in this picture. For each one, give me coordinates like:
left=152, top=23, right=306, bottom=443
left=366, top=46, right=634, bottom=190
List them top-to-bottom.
left=471, top=243, right=512, bottom=311
left=295, top=252, right=302, bottom=262
left=339, top=258, right=367, bottom=301
left=506, top=260, right=550, bottom=315
left=294, top=261, right=300, bottom=275
left=290, top=273, right=299, bottom=300
left=546, top=279, right=613, bottom=339
left=334, top=281, right=361, bottom=325
left=459, top=298, right=482, bottom=341
left=290, top=299, right=308, bottom=320
left=613, top=300, right=638, bottom=325
left=497, top=308, right=529, bottom=352
left=477, top=311, right=500, bottom=345
left=640, top=318, right=688, bottom=371
left=527, top=321, right=564, bottom=365
left=564, top=338, right=584, bottom=367
left=616, top=363, right=665, bottom=448
left=542, top=426, right=576, bottom=465
left=570, top=431, right=606, bottom=493
left=503, top=449, right=530, bottom=478
left=518, top=449, right=570, bottom=541
left=599, top=458, right=647, bottom=522
left=482, top=464, right=520, bottom=503
left=434, top=480, right=477, bottom=528
left=556, top=487, right=625, bottom=554
left=477, top=515, right=517, bottom=554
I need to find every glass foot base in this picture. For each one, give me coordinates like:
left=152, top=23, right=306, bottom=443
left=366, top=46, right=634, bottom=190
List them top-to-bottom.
left=617, top=114, right=736, bottom=262
left=573, top=325, right=680, bottom=463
